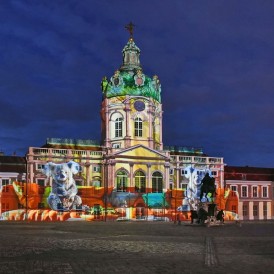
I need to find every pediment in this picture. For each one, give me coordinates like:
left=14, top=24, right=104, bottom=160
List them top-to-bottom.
left=111, top=145, right=169, bottom=161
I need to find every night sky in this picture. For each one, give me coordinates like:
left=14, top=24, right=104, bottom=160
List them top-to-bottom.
left=1, top=1, right=274, bottom=167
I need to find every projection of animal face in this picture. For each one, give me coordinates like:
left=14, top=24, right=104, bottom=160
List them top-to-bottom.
left=42, top=161, right=82, bottom=211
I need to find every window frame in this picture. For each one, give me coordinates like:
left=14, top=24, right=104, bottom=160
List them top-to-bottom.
left=115, top=117, right=123, bottom=138
left=134, top=117, right=143, bottom=137
left=241, top=185, right=248, bottom=198
left=252, top=185, right=258, bottom=198
left=262, top=186, right=268, bottom=198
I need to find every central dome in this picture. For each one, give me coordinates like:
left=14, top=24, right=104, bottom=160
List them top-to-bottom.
left=101, top=38, right=161, bottom=102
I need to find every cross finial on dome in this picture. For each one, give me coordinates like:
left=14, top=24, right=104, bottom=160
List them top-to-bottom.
left=125, top=22, right=135, bottom=39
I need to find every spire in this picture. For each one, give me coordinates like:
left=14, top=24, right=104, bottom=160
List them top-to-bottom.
left=120, top=22, right=142, bottom=72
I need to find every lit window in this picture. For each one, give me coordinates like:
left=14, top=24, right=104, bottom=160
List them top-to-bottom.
left=134, top=117, right=143, bottom=137
left=115, top=118, right=123, bottom=137
left=117, top=170, right=128, bottom=192
left=135, top=171, right=146, bottom=193
left=152, top=172, right=163, bottom=193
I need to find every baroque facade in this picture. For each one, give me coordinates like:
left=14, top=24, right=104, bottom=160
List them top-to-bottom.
left=0, top=32, right=272, bottom=221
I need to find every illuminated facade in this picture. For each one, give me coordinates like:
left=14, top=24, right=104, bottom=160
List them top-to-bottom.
left=0, top=34, right=236, bottom=222
left=224, top=166, right=273, bottom=220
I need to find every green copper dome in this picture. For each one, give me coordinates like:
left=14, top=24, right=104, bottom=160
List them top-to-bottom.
left=101, top=38, right=161, bottom=102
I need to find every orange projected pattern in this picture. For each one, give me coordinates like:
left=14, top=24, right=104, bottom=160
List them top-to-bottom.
left=0, top=183, right=239, bottom=221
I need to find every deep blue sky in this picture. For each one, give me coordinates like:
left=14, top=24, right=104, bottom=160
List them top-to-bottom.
left=1, top=0, right=274, bottom=167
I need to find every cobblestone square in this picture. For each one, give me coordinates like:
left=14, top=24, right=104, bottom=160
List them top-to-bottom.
left=0, top=221, right=273, bottom=273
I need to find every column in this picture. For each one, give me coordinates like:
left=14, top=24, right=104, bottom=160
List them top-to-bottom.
left=124, top=97, right=131, bottom=147
left=148, top=100, right=153, bottom=149
left=105, top=102, right=110, bottom=147
left=159, top=109, right=163, bottom=150
left=29, top=162, right=34, bottom=183
left=110, top=162, right=115, bottom=188
left=129, top=163, right=134, bottom=188
left=164, top=163, right=169, bottom=191
left=176, top=163, right=180, bottom=189
left=85, top=164, right=90, bottom=186
left=147, top=164, right=151, bottom=189
left=220, top=165, right=224, bottom=189
left=238, top=201, right=243, bottom=220
left=249, top=201, right=254, bottom=220
left=259, top=201, right=264, bottom=220
left=267, top=201, right=272, bottom=220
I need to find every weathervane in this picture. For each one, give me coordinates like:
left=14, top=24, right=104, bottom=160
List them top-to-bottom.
left=125, top=22, right=135, bottom=39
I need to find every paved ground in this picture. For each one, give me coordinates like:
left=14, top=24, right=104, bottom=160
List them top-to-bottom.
left=0, top=220, right=273, bottom=273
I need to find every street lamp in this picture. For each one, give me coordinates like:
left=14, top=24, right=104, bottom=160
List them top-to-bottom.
left=24, top=154, right=28, bottom=221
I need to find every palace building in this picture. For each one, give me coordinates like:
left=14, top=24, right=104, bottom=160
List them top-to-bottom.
left=2, top=28, right=270, bottom=222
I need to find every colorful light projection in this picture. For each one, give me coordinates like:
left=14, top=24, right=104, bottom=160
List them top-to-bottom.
left=0, top=163, right=239, bottom=222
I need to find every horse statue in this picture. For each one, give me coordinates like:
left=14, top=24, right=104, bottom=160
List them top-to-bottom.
left=200, top=173, right=216, bottom=202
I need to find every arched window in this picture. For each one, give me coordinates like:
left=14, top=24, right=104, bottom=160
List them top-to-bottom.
left=115, top=117, right=123, bottom=137
left=134, top=117, right=142, bottom=137
left=116, top=170, right=128, bottom=192
left=135, top=170, right=146, bottom=193
left=152, top=171, right=163, bottom=193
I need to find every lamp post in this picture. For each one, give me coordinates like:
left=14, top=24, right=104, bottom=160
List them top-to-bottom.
left=24, top=155, right=28, bottom=221
left=104, top=159, right=108, bottom=222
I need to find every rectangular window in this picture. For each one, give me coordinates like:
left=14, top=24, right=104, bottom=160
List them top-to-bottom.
left=115, top=118, right=123, bottom=138
left=134, top=118, right=143, bottom=137
left=112, top=143, right=120, bottom=148
left=37, top=164, right=45, bottom=170
left=93, top=166, right=101, bottom=173
left=169, top=168, right=174, bottom=175
left=181, top=170, right=188, bottom=175
left=211, top=171, right=217, bottom=176
left=2, top=179, right=10, bottom=186
left=37, top=179, right=45, bottom=186
left=75, top=180, right=82, bottom=186
left=231, top=185, right=237, bottom=197
left=241, top=186, right=247, bottom=198
left=252, top=186, right=258, bottom=198
left=262, top=186, right=268, bottom=198
left=263, top=204, right=267, bottom=216
left=232, top=205, right=237, bottom=213
left=242, top=205, right=248, bottom=216
left=253, top=205, right=258, bottom=216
